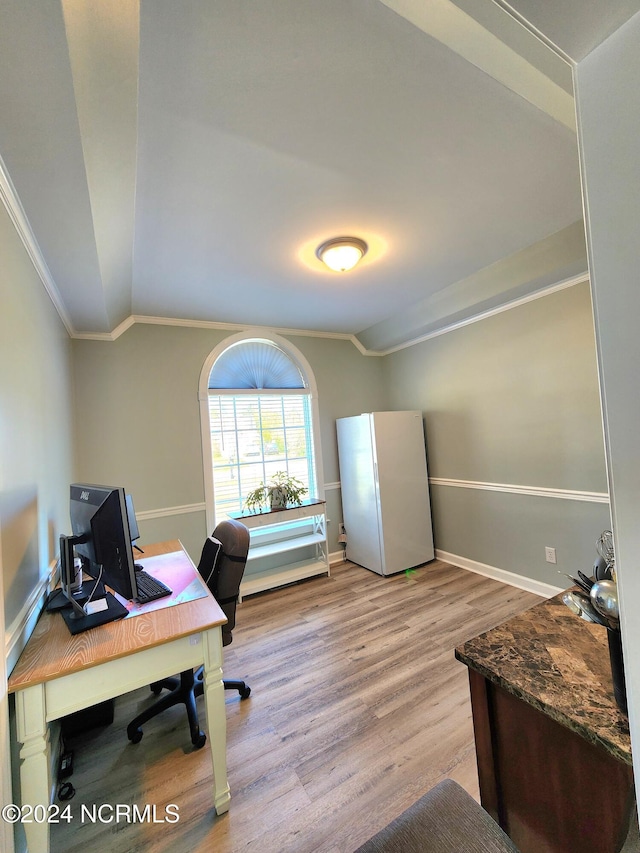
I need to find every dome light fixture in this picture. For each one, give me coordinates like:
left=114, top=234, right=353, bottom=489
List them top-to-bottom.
left=316, top=236, right=368, bottom=272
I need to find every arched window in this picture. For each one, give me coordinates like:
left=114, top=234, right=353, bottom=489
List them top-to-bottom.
left=199, top=332, right=323, bottom=528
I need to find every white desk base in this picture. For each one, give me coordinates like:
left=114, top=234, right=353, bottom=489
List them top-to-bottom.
left=13, top=625, right=229, bottom=852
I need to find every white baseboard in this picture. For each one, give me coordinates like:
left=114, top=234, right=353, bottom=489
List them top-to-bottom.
left=435, top=549, right=563, bottom=599
left=329, top=550, right=347, bottom=567
left=6, top=560, right=58, bottom=674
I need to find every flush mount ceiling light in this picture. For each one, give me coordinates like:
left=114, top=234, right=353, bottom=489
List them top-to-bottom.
left=316, top=237, right=368, bottom=272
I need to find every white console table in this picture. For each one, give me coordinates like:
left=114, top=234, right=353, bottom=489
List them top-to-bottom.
left=229, top=499, right=329, bottom=598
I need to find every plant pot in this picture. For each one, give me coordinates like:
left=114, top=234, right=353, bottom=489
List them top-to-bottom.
left=269, top=487, right=287, bottom=510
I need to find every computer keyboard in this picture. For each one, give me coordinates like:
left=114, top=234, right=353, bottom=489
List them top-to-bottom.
left=134, top=569, right=172, bottom=604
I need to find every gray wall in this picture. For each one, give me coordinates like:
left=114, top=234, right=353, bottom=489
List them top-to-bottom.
left=575, top=9, right=640, bottom=788
left=1, top=199, right=74, bottom=853
left=0, top=203, right=74, bottom=640
left=381, top=280, right=610, bottom=586
left=70, top=281, right=609, bottom=590
left=72, top=324, right=386, bottom=560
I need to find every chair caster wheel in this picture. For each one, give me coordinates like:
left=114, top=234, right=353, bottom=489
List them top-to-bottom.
left=240, top=686, right=251, bottom=700
left=127, top=721, right=144, bottom=743
left=192, top=731, right=207, bottom=749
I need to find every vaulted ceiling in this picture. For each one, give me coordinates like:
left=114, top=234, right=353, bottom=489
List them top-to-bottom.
left=1, top=1, right=638, bottom=349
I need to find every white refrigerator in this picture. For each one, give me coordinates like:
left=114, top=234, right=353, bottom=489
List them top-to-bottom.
left=336, top=410, right=434, bottom=576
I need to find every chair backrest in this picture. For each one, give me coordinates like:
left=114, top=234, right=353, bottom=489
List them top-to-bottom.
left=196, top=518, right=250, bottom=646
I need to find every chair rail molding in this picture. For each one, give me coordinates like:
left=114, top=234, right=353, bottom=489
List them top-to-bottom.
left=429, top=477, right=609, bottom=504
left=135, top=502, right=207, bottom=521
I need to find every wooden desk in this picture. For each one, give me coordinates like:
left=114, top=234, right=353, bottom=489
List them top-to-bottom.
left=8, top=541, right=230, bottom=853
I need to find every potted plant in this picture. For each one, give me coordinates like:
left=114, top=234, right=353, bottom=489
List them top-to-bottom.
left=244, top=471, right=308, bottom=513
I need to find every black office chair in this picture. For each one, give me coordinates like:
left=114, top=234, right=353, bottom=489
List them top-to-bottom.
left=127, top=518, right=251, bottom=749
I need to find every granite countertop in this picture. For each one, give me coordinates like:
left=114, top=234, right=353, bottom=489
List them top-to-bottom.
left=455, top=594, right=631, bottom=765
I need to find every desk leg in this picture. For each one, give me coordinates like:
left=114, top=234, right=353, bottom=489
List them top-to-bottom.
left=202, top=627, right=231, bottom=815
left=15, top=684, right=51, bottom=853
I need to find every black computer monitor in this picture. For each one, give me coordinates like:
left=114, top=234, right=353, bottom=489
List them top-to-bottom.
left=69, top=483, right=137, bottom=601
left=125, top=492, right=141, bottom=548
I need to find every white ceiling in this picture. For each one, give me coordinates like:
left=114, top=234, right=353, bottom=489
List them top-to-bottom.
left=493, top=0, right=640, bottom=61
left=1, top=1, right=638, bottom=347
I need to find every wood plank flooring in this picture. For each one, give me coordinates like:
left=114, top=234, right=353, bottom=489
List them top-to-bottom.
left=50, top=559, right=540, bottom=853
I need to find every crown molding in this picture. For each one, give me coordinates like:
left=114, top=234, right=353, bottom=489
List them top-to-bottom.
left=379, top=0, right=576, bottom=130
left=489, top=0, right=575, bottom=66
left=0, top=153, right=75, bottom=337
left=0, top=154, right=372, bottom=353
left=371, top=272, right=589, bottom=355
left=68, top=273, right=589, bottom=354
left=70, top=312, right=378, bottom=355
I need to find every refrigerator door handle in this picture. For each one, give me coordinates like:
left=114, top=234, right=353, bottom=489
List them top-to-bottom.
left=373, top=461, right=380, bottom=495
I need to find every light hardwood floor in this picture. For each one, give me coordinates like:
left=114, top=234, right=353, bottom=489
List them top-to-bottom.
left=50, top=559, right=539, bottom=853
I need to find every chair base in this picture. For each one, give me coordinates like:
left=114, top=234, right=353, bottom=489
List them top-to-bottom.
left=127, top=666, right=251, bottom=749
left=224, top=678, right=252, bottom=700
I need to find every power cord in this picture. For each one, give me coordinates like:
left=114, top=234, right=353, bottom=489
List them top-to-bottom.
left=338, top=524, right=347, bottom=562
left=57, top=736, right=75, bottom=801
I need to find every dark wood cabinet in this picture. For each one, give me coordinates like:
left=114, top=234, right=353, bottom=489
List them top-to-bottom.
left=456, top=595, right=634, bottom=853
left=468, top=669, right=633, bottom=853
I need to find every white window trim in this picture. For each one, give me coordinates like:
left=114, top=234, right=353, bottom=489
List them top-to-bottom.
left=198, top=330, right=325, bottom=532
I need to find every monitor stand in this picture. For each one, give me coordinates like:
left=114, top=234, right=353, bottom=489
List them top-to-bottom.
left=56, top=532, right=128, bottom=633
left=47, top=581, right=106, bottom=612
left=60, top=592, right=128, bottom=635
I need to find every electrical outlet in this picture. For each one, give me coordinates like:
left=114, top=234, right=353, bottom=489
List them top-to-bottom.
left=339, top=523, right=346, bottom=535
left=545, top=546, right=557, bottom=564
